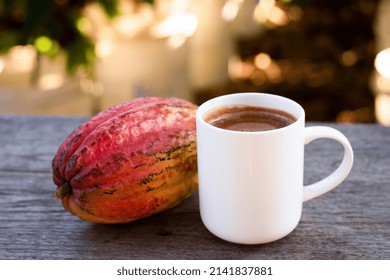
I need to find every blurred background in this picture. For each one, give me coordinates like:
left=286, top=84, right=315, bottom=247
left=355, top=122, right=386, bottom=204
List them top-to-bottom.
left=0, top=0, right=389, bottom=125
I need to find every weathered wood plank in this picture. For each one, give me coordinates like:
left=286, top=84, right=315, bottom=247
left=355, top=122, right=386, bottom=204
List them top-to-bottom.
left=0, top=115, right=87, bottom=173
left=0, top=116, right=389, bottom=259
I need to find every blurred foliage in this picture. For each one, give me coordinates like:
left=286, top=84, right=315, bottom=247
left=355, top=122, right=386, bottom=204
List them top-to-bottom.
left=0, top=0, right=153, bottom=74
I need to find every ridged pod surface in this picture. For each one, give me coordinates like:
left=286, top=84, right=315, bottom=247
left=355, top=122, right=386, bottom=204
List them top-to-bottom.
left=52, top=97, right=198, bottom=223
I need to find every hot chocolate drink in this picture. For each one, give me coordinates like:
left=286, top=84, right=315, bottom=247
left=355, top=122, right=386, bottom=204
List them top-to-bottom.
left=204, top=105, right=296, bottom=132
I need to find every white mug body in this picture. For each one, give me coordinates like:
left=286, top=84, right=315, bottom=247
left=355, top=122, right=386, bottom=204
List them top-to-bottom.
left=196, top=93, right=353, bottom=244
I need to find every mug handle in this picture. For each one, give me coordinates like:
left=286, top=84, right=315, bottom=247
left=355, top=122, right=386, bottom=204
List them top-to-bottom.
left=303, top=126, right=354, bottom=202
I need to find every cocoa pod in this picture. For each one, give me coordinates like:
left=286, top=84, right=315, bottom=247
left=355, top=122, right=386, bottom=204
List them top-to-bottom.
left=52, top=97, right=198, bottom=223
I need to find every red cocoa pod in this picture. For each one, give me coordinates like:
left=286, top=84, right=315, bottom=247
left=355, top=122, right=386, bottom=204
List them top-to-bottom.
left=52, top=97, right=198, bottom=223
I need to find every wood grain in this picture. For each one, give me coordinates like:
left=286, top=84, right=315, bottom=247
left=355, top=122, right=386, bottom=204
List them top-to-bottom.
left=0, top=116, right=389, bottom=259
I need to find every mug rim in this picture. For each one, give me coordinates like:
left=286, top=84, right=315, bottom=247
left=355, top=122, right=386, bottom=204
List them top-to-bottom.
left=196, top=92, right=305, bottom=134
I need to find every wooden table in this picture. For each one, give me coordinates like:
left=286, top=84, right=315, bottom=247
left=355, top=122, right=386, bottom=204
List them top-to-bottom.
left=0, top=115, right=389, bottom=260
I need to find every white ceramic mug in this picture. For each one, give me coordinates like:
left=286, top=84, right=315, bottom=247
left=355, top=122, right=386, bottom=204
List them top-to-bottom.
left=196, top=93, right=354, bottom=244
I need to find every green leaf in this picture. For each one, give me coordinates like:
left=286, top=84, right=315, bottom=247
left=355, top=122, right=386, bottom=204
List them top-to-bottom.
left=20, top=0, right=53, bottom=44
left=98, top=0, right=119, bottom=18
left=141, top=0, right=155, bottom=5
left=0, top=31, right=19, bottom=53
left=65, top=35, right=95, bottom=74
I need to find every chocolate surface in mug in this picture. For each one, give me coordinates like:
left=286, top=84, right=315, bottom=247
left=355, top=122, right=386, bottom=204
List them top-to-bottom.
left=204, top=105, right=297, bottom=132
